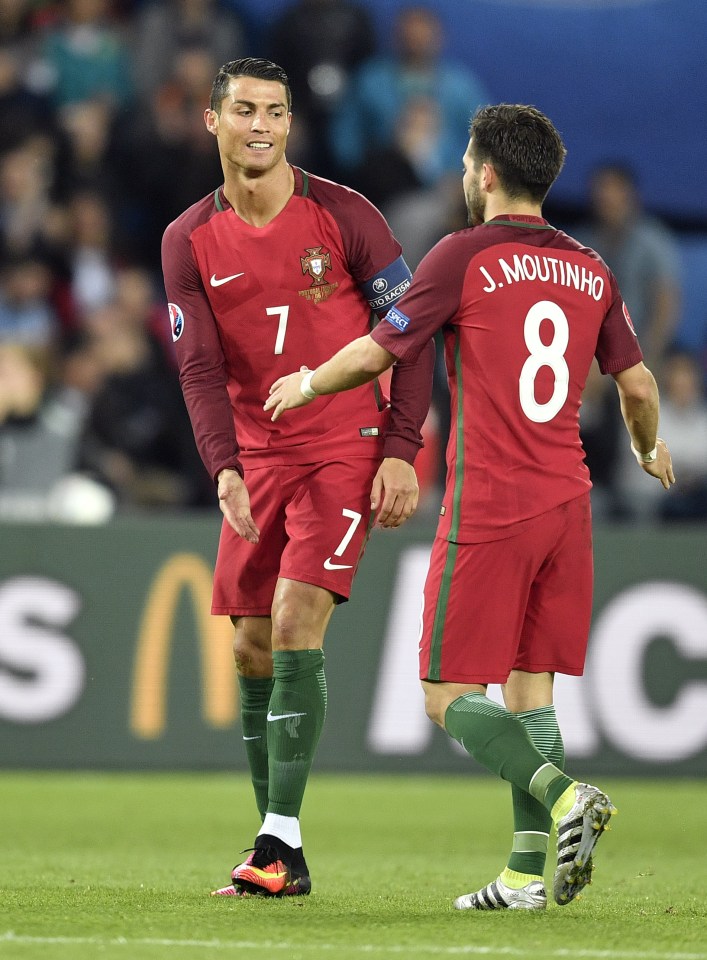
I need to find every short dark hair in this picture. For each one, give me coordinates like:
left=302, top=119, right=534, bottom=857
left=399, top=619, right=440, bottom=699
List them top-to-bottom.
left=210, top=58, right=292, bottom=113
left=470, top=104, right=567, bottom=203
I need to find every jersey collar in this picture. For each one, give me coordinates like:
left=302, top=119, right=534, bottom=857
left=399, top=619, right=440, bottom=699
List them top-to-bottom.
left=292, top=165, right=309, bottom=197
left=484, top=214, right=554, bottom=230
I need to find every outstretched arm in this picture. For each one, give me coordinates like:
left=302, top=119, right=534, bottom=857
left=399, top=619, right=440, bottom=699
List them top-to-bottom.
left=264, top=335, right=398, bottom=420
left=264, top=335, right=423, bottom=527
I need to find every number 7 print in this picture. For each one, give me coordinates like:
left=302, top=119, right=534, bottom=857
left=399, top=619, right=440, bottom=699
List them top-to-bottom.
left=323, top=509, right=362, bottom=571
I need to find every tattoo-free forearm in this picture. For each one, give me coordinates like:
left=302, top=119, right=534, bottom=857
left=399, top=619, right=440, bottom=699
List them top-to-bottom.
left=309, top=335, right=397, bottom=394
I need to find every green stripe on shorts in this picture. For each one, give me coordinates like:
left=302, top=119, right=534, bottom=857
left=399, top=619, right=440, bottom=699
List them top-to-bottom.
left=428, top=540, right=458, bottom=681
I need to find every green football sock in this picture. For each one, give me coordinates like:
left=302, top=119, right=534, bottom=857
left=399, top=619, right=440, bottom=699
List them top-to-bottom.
left=266, top=649, right=327, bottom=818
left=237, top=675, right=274, bottom=821
left=444, top=693, right=573, bottom=811
left=506, top=705, right=565, bottom=878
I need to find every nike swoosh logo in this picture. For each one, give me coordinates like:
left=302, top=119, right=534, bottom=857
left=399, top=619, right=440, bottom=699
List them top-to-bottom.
left=210, top=272, right=245, bottom=286
left=323, top=557, right=353, bottom=570
left=266, top=710, right=307, bottom=722
left=242, top=735, right=261, bottom=741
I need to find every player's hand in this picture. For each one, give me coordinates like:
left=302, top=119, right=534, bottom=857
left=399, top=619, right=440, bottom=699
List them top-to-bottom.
left=265, top=366, right=313, bottom=421
left=638, top=438, right=675, bottom=490
left=370, top=457, right=419, bottom=528
left=217, top=468, right=260, bottom=543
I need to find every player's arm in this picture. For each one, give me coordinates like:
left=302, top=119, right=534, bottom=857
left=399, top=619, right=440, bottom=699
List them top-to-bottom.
left=162, top=220, right=259, bottom=541
left=358, top=253, right=434, bottom=527
left=264, top=334, right=429, bottom=528
left=266, top=334, right=398, bottom=419
left=266, top=337, right=420, bottom=527
left=373, top=337, right=435, bottom=527
left=612, top=361, right=675, bottom=489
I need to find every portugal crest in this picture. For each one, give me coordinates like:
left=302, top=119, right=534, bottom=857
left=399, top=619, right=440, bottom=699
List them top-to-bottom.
left=299, top=246, right=338, bottom=303
left=300, top=246, right=331, bottom=285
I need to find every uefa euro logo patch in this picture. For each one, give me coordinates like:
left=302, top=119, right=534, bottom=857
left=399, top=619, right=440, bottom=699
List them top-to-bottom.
left=168, top=303, right=184, bottom=341
left=385, top=306, right=410, bottom=331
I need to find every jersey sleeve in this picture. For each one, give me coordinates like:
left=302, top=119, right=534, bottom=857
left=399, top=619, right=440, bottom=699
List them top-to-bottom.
left=322, top=182, right=434, bottom=462
left=327, top=186, right=411, bottom=305
left=351, top=197, right=432, bottom=462
left=161, top=217, right=243, bottom=482
left=371, top=233, right=465, bottom=361
left=372, top=234, right=465, bottom=462
left=595, top=270, right=644, bottom=375
left=383, top=336, right=435, bottom=463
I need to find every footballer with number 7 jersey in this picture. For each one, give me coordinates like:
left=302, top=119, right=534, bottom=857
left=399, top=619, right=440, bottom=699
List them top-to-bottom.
left=161, top=58, right=434, bottom=899
left=266, top=104, right=675, bottom=911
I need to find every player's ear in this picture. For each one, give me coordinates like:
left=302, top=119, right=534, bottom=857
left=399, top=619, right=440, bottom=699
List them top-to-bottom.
left=204, top=108, right=219, bottom=137
left=481, top=162, right=496, bottom=192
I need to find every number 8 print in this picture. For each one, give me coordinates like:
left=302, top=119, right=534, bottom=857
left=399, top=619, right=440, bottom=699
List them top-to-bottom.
left=519, top=300, right=570, bottom=423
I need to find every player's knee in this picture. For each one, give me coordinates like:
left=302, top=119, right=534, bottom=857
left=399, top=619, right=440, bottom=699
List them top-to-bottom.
left=271, top=586, right=331, bottom=650
left=270, top=602, right=307, bottom=650
left=232, top=616, right=273, bottom=676
left=233, top=637, right=272, bottom=676
left=422, top=684, right=447, bottom=728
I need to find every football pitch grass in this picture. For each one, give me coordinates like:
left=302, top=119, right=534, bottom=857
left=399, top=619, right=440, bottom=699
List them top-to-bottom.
left=1, top=773, right=705, bottom=960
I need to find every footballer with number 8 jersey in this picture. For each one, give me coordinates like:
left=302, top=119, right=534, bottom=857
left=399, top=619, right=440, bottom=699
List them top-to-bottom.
left=161, top=58, right=434, bottom=899
left=266, top=104, right=675, bottom=911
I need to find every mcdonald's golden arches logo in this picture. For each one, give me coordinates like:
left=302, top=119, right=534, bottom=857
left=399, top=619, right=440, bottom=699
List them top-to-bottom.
left=130, top=552, right=236, bottom=739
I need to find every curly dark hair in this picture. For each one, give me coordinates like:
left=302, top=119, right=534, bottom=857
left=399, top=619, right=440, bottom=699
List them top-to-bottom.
left=210, top=58, right=291, bottom=113
left=470, top=104, right=567, bottom=203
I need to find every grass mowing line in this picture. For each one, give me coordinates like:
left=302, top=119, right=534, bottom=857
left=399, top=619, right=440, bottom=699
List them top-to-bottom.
left=1, top=934, right=705, bottom=960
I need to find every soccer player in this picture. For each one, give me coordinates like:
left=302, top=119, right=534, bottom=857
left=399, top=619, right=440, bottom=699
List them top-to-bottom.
left=161, top=58, right=434, bottom=898
left=265, top=104, right=676, bottom=910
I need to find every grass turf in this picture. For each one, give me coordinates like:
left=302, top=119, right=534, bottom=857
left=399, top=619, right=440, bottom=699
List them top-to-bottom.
left=1, top=773, right=705, bottom=960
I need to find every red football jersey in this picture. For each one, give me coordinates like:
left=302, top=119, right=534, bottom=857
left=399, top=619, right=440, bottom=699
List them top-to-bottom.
left=162, top=166, right=431, bottom=480
left=371, top=215, right=643, bottom=541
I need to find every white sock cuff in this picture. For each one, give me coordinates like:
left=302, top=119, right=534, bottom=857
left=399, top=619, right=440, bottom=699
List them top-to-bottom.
left=258, top=813, right=302, bottom=849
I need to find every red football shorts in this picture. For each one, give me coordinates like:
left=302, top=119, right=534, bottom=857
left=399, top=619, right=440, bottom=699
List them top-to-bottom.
left=212, top=459, right=379, bottom=616
left=419, top=493, right=593, bottom=683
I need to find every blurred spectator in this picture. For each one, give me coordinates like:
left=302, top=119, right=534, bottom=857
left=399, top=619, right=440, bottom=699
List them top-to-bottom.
left=0, top=0, right=31, bottom=43
left=38, top=0, right=133, bottom=111
left=130, top=0, right=246, bottom=107
left=269, top=0, right=375, bottom=175
left=329, top=5, right=489, bottom=180
left=119, top=43, right=223, bottom=267
left=0, top=45, right=54, bottom=154
left=350, top=95, right=437, bottom=211
left=53, top=97, right=120, bottom=200
left=0, top=136, right=62, bottom=260
left=577, top=162, right=682, bottom=373
left=383, top=171, right=463, bottom=271
left=64, top=188, right=119, bottom=315
left=0, top=253, right=59, bottom=346
left=114, top=263, right=176, bottom=365
left=75, top=300, right=213, bottom=509
left=0, top=338, right=112, bottom=521
left=613, top=350, right=707, bottom=523
left=655, top=351, right=707, bottom=522
left=579, top=360, right=625, bottom=521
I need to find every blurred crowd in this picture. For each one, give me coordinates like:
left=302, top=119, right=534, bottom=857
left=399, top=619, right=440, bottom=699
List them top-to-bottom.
left=1, top=0, right=705, bottom=524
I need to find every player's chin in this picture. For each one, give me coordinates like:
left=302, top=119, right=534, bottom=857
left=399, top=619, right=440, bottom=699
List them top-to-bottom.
left=243, top=145, right=277, bottom=165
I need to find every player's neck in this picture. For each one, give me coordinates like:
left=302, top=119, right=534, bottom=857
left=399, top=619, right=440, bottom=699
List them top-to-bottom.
left=223, top=161, right=295, bottom=227
left=484, top=196, right=544, bottom=223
